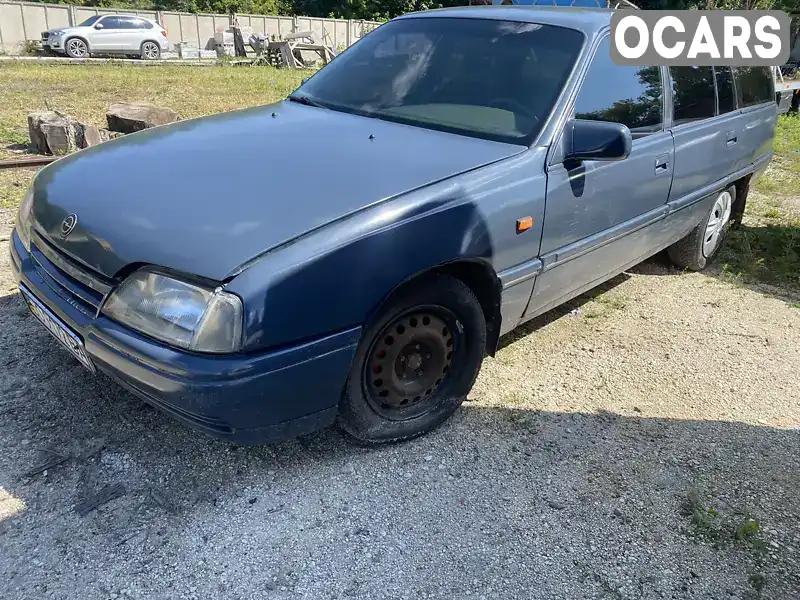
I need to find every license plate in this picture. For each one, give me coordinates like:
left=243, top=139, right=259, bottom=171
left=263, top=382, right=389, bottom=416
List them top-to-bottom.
left=20, top=285, right=96, bottom=374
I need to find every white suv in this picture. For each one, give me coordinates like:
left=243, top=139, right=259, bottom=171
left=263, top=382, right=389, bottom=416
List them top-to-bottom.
left=42, top=15, right=169, bottom=60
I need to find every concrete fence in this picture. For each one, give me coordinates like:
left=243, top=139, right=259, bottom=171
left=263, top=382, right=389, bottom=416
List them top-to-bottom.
left=0, top=0, right=381, bottom=54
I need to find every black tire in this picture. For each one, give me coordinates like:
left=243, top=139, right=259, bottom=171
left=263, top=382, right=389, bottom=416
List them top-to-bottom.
left=65, top=37, right=88, bottom=58
left=140, top=41, right=161, bottom=60
left=668, top=185, right=736, bottom=271
left=338, top=273, right=486, bottom=444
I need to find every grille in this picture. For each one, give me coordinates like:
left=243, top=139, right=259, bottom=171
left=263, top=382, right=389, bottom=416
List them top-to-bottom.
left=41, top=32, right=49, bottom=40
left=29, top=230, right=115, bottom=318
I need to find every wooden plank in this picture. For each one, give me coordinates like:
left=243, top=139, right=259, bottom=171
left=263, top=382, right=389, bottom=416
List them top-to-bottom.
left=0, top=155, right=57, bottom=170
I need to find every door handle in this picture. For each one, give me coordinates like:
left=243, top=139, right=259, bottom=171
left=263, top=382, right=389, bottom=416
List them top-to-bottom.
left=726, top=131, right=738, bottom=146
left=654, top=154, right=670, bottom=175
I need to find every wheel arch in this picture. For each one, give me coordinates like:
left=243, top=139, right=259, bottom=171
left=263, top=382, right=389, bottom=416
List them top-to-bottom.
left=367, top=258, right=503, bottom=357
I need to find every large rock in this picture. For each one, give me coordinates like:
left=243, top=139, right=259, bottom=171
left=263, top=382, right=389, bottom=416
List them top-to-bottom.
left=106, top=103, right=180, bottom=134
left=27, top=111, right=111, bottom=155
left=27, top=111, right=87, bottom=155
left=82, top=125, right=103, bottom=148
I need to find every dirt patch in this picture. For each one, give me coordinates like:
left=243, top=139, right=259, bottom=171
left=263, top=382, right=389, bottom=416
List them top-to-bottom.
left=1, top=206, right=798, bottom=600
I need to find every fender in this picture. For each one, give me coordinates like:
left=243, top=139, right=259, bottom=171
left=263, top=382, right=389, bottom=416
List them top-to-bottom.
left=228, top=148, right=550, bottom=352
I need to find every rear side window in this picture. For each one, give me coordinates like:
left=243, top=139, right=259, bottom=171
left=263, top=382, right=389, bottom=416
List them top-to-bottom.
left=100, top=17, right=121, bottom=29
left=117, top=17, right=142, bottom=30
left=127, top=18, right=153, bottom=29
left=573, top=37, right=663, bottom=138
left=670, top=66, right=716, bottom=125
left=714, top=67, right=736, bottom=114
left=734, top=67, right=774, bottom=107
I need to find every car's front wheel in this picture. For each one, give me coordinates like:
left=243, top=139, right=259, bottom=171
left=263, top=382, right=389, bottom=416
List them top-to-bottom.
left=65, top=38, right=88, bottom=58
left=140, top=41, right=161, bottom=60
left=668, top=186, right=735, bottom=271
left=338, top=273, right=486, bottom=444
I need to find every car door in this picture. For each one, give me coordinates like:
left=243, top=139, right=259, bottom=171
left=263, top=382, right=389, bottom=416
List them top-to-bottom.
left=90, top=16, right=124, bottom=52
left=116, top=16, right=145, bottom=52
left=525, top=35, right=674, bottom=318
left=666, top=66, right=742, bottom=209
left=732, top=67, right=778, bottom=171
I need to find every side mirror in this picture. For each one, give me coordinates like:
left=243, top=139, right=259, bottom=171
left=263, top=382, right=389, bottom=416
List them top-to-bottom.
left=94, top=23, right=104, bottom=29
left=301, top=77, right=309, bottom=84
left=564, top=119, right=632, bottom=163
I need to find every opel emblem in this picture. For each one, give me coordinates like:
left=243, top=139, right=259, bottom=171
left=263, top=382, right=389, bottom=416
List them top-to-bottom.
left=61, top=213, right=78, bottom=238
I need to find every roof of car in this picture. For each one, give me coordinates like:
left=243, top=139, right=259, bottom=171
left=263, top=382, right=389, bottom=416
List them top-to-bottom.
left=397, top=6, right=613, bottom=34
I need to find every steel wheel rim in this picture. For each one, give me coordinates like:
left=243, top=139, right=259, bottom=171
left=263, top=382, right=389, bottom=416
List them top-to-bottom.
left=68, top=39, right=86, bottom=57
left=143, top=43, right=158, bottom=59
left=703, top=191, right=732, bottom=257
left=362, top=306, right=462, bottom=421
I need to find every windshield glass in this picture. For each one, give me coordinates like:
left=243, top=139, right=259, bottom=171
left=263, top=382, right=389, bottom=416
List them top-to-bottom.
left=78, top=15, right=101, bottom=27
left=296, top=18, right=584, bottom=145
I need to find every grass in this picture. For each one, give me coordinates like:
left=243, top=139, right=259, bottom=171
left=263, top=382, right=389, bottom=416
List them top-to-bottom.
left=0, top=62, right=309, bottom=162
left=754, top=113, right=800, bottom=197
left=719, top=114, right=800, bottom=291
left=0, top=169, right=34, bottom=209
left=680, top=488, right=771, bottom=599
left=681, top=488, right=767, bottom=554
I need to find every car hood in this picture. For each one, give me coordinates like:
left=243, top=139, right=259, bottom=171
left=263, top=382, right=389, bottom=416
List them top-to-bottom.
left=46, top=26, right=86, bottom=34
left=30, top=101, right=525, bottom=281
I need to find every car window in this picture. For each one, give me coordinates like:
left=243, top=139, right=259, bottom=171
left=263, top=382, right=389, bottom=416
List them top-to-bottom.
left=78, top=15, right=101, bottom=27
left=99, top=16, right=122, bottom=29
left=116, top=17, right=142, bottom=30
left=296, top=18, right=585, bottom=146
left=573, top=37, right=662, bottom=138
left=670, top=66, right=716, bottom=125
left=714, top=67, right=736, bottom=114
left=734, top=67, right=774, bottom=108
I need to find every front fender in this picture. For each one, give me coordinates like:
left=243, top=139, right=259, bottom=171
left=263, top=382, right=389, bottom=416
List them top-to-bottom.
left=229, top=147, right=547, bottom=352
left=229, top=186, right=493, bottom=351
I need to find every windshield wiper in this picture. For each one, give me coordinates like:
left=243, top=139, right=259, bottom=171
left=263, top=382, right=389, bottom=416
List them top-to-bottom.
left=288, top=94, right=325, bottom=109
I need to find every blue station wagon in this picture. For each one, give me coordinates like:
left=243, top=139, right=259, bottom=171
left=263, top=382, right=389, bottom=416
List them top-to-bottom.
left=11, top=7, right=776, bottom=444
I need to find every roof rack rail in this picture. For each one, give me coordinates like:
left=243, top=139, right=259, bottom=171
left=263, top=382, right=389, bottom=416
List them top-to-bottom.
left=469, top=0, right=640, bottom=8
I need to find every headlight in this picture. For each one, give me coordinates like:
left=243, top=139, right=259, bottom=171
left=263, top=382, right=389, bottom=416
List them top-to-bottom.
left=51, top=30, right=64, bottom=36
left=15, top=187, right=34, bottom=252
left=102, top=269, right=243, bottom=353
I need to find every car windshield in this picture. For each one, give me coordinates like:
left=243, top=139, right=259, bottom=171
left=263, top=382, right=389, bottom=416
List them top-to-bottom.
left=78, top=15, right=101, bottom=27
left=295, top=17, right=584, bottom=145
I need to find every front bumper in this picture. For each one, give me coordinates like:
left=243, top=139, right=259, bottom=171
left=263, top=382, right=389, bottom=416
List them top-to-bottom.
left=43, top=34, right=66, bottom=52
left=9, top=230, right=360, bottom=444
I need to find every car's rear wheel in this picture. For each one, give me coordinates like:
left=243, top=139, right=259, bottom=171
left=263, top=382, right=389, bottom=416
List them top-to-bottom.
left=65, top=38, right=88, bottom=58
left=140, top=41, right=160, bottom=60
left=668, top=186, right=735, bottom=271
left=338, top=273, right=486, bottom=444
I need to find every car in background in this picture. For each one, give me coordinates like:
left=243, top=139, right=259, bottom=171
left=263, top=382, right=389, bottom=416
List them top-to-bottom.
left=41, top=14, right=168, bottom=60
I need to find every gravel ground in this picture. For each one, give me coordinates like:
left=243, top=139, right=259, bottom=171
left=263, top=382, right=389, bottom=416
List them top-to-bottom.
left=1, top=205, right=798, bottom=600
